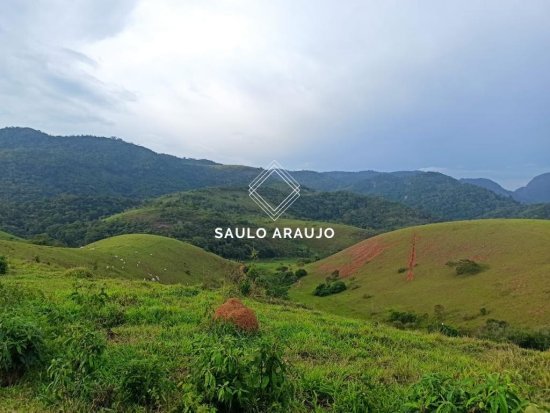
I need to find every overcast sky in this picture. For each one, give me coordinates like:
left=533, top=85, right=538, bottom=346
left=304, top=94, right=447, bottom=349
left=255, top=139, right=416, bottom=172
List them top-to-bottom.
left=1, top=0, right=549, bottom=189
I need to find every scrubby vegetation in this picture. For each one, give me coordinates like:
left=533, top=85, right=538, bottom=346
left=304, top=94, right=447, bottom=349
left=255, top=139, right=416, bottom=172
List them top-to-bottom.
left=446, top=258, right=484, bottom=275
left=240, top=262, right=309, bottom=299
left=1, top=268, right=547, bottom=411
left=313, top=270, right=347, bottom=297
left=313, top=281, right=347, bottom=297
left=0, top=315, right=44, bottom=386
left=403, top=373, right=527, bottom=412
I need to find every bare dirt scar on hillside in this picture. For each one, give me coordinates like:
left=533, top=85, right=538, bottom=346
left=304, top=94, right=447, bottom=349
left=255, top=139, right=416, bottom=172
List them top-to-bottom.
left=318, top=238, right=390, bottom=278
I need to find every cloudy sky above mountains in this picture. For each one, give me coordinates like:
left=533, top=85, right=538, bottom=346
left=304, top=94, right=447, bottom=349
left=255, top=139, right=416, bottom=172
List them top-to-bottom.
left=1, top=0, right=549, bottom=189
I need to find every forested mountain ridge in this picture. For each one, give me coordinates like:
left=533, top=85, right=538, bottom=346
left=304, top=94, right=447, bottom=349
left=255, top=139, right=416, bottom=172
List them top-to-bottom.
left=0, top=127, right=256, bottom=201
left=1, top=127, right=548, bottom=236
left=514, top=172, right=550, bottom=204
left=459, top=178, right=513, bottom=198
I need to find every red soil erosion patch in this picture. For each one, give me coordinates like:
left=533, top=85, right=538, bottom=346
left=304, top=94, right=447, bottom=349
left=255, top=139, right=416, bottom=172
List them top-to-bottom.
left=406, top=233, right=418, bottom=281
left=318, top=238, right=389, bottom=278
left=214, top=298, right=259, bottom=332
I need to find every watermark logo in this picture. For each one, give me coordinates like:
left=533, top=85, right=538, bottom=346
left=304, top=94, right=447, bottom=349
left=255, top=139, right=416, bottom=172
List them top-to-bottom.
left=249, top=160, right=300, bottom=221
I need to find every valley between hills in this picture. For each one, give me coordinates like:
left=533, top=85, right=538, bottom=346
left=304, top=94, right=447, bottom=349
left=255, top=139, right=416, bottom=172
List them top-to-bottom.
left=0, top=127, right=549, bottom=412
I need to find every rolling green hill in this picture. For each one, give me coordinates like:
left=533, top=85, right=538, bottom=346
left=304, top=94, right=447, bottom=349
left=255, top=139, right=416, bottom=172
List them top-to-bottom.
left=86, top=187, right=430, bottom=260
left=290, top=219, right=550, bottom=330
left=0, top=230, right=23, bottom=242
left=0, top=234, right=236, bottom=285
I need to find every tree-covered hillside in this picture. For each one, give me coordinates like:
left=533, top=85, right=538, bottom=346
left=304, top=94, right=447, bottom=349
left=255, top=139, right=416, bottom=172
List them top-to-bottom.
left=0, top=127, right=257, bottom=202
left=1, top=127, right=547, bottom=228
left=297, top=170, right=522, bottom=220
left=82, top=188, right=429, bottom=259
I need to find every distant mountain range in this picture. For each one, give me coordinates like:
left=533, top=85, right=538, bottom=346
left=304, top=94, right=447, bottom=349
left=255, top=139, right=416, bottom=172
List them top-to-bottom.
left=1, top=127, right=549, bottom=244
left=460, top=176, right=550, bottom=204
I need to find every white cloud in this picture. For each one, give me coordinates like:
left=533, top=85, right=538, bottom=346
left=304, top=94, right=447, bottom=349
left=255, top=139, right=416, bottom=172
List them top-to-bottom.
left=0, top=0, right=549, bottom=181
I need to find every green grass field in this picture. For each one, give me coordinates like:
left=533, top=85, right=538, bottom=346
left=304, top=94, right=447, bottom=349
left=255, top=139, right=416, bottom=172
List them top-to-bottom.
left=290, top=219, right=550, bottom=330
left=0, top=230, right=23, bottom=242
left=0, top=234, right=236, bottom=285
left=1, top=270, right=548, bottom=411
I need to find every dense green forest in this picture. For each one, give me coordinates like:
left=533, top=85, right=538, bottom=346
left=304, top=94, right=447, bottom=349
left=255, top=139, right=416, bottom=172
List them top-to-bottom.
left=2, top=127, right=548, bottom=223
left=0, top=195, right=140, bottom=246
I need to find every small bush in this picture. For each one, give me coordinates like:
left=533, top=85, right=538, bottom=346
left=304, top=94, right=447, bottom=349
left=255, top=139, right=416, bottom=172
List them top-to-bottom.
left=0, top=256, right=8, bottom=275
left=446, top=259, right=483, bottom=275
left=63, top=267, right=94, bottom=279
left=397, top=267, right=407, bottom=274
left=295, top=268, right=308, bottom=278
left=238, top=278, right=252, bottom=296
left=313, top=280, right=347, bottom=297
left=70, top=282, right=125, bottom=328
left=389, top=310, right=418, bottom=326
left=0, top=316, right=44, bottom=386
left=479, top=318, right=509, bottom=341
left=428, top=322, right=460, bottom=337
left=47, top=327, right=106, bottom=400
left=508, top=329, right=550, bottom=351
left=188, top=334, right=292, bottom=411
left=118, top=357, right=169, bottom=409
left=300, top=375, right=370, bottom=412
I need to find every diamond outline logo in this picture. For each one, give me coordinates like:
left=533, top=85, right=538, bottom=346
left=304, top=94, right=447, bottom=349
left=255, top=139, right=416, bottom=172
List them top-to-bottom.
left=249, top=160, right=300, bottom=221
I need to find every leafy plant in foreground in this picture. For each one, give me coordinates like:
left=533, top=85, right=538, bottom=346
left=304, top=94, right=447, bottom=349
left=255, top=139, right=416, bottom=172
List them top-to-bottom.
left=0, top=315, right=44, bottom=385
left=47, top=327, right=106, bottom=400
left=188, top=334, right=292, bottom=412
left=118, top=356, right=170, bottom=409
left=403, top=373, right=527, bottom=413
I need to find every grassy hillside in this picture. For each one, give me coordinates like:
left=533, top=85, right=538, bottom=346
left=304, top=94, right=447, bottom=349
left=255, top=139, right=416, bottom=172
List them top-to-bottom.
left=290, top=219, right=550, bottom=330
left=0, top=230, right=23, bottom=242
left=0, top=234, right=236, bottom=285
left=0, top=270, right=548, bottom=411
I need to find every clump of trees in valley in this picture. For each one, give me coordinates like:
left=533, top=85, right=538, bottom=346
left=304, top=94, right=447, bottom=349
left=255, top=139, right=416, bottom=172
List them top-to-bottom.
left=313, top=270, right=347, bottom=297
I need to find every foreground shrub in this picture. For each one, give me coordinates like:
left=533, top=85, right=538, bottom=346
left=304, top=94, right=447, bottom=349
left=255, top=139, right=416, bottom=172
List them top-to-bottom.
left=69, top=282, right=126, bottom=329
left=214, top=298, right=259, bottom=332
left=0, top=315, right=44, bottom=386
left=47, top=327, right=106, bottom=400
left=188, top=334, right=292, bottom=412
left=118, top=357, right=170, bottom=409
left=403, top=373, right=527, bottom=413
left=300, top=374, right=371, bottom=412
